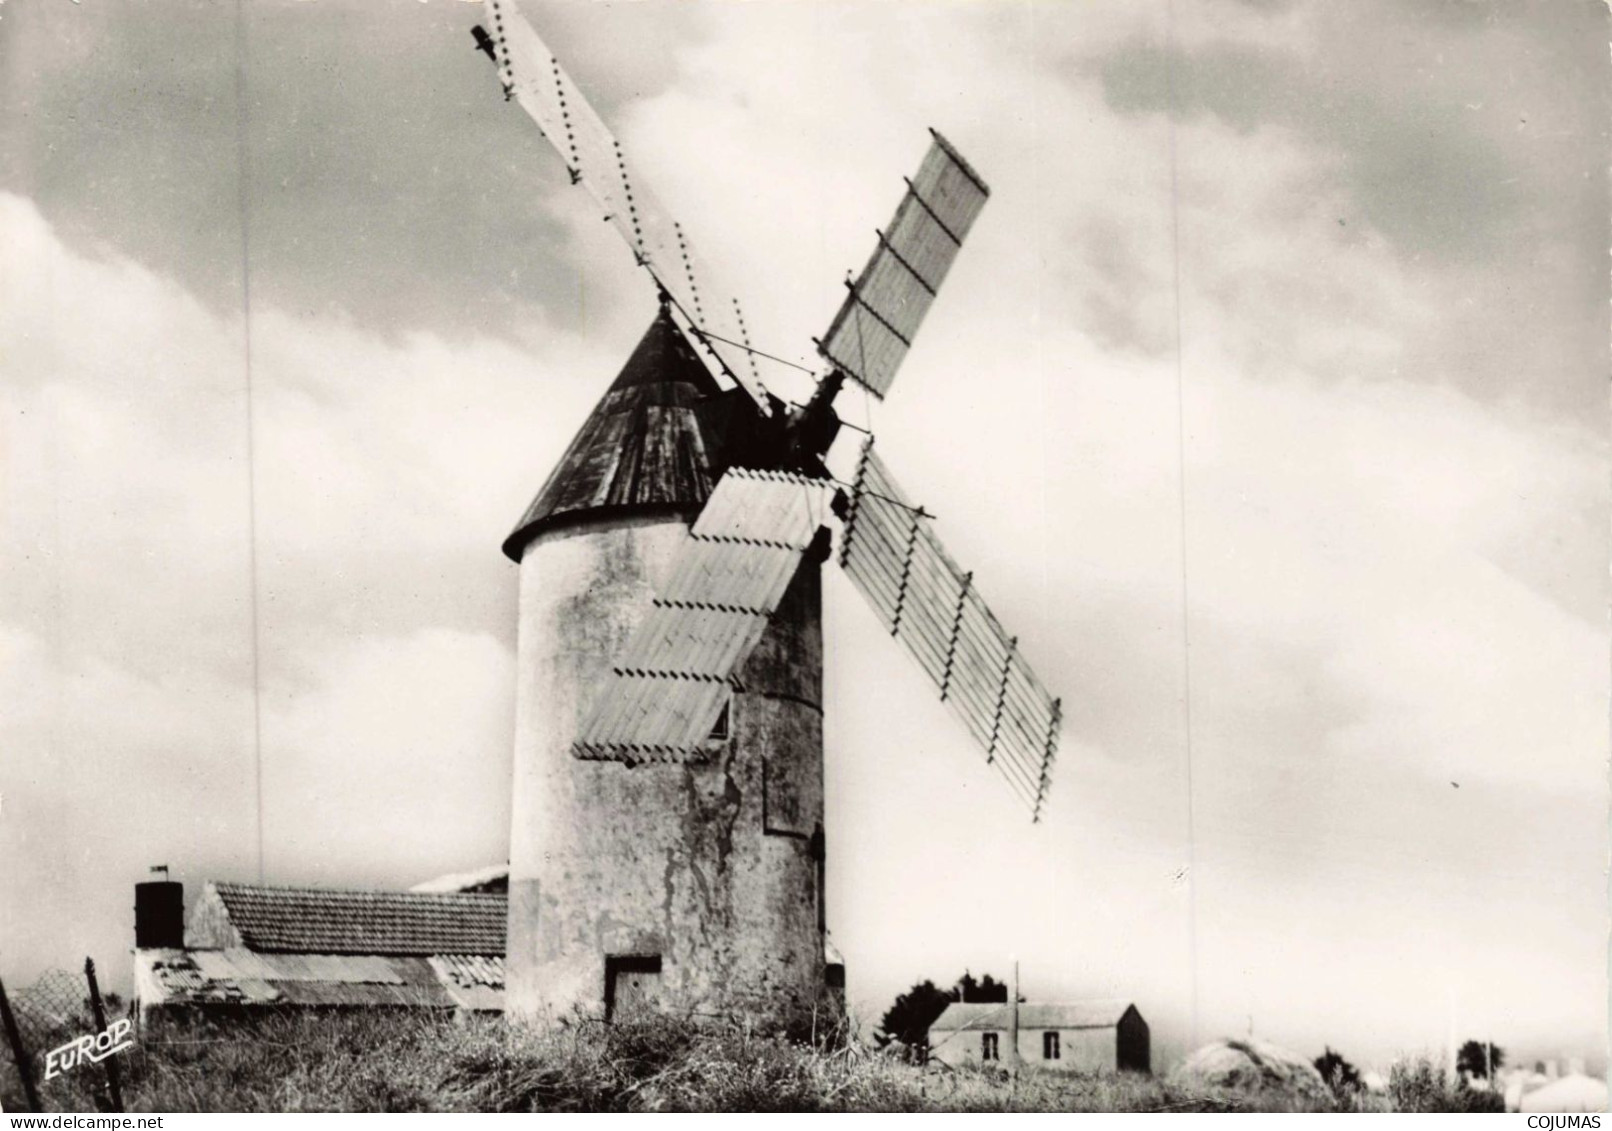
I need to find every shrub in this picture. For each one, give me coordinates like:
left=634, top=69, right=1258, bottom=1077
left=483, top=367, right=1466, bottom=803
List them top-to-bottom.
left=1387, top=1055, right=1503, bottom=1114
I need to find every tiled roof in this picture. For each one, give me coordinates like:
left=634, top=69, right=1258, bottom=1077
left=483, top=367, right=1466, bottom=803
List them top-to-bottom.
left=212, top=883, right=506, bottom=956
left=135, top=949, right=502, bottom=1012
left=190, top=949, right=402, bottom=984
left=430, top=954, right=503, bottom=989
left=429, top=955, right=505, bottom=1012
left=269, top=980, right=453, bottom=1009
left=929, top=1000, right=1135, bottom=1032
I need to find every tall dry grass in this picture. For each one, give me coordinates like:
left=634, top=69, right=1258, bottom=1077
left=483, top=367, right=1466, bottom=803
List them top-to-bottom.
left=0, top=1011, right=1501, bottom=1113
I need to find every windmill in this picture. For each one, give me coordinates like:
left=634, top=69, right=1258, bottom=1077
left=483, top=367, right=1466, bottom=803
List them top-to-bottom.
left=475, top=0, right=1062, bottom=1026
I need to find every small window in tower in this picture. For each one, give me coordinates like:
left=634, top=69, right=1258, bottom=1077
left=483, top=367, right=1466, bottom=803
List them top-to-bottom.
left=707, top=700, right=731, bottom=742
left=1043, top=1031, right=1061, bottom=1060
left=981, top=1032, right=1000, bottom=1061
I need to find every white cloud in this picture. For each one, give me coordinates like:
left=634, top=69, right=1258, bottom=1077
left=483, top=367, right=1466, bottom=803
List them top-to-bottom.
left=0, top=191, right=601, bottom=979
left=268, top=627, right=514, bottom=887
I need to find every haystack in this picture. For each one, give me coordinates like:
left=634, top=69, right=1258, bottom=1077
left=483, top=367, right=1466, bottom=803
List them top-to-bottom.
left=1173, top=1038, right=1331, bottom=1099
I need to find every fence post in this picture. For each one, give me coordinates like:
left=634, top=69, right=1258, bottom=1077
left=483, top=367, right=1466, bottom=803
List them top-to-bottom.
left=83, top=959, right=123, bottom=1113
left=0, top=974, right=41, bottom=1113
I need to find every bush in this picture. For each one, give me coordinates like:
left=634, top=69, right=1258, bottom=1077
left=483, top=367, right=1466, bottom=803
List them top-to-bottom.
left=1314, top=1046, right=1361, bottom=1096
left=1386, top=1055, right=1503, bottom=1114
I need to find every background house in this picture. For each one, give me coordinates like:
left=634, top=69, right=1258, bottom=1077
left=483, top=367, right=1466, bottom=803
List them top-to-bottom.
left=927, top=1001, right=1149, bottom=1074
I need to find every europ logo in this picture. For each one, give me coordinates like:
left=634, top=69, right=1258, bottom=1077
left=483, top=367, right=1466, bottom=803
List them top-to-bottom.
left=42, top=1018, right=134, bottom=1080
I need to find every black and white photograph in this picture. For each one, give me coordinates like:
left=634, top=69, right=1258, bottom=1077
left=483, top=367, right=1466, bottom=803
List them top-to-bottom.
left=0, top=0, right=1606, bottom=1116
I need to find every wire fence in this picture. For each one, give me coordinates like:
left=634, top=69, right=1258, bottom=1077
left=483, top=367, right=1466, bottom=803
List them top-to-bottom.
left=0, top=962, right=126, bottom=1113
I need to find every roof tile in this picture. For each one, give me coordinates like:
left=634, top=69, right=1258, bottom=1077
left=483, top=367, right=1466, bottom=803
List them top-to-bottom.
left=212, top=883, right=506, bottom=956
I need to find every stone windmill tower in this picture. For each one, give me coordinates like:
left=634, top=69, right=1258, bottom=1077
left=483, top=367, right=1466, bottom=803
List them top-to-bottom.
left=477, top=0, right=1063, bottom=1026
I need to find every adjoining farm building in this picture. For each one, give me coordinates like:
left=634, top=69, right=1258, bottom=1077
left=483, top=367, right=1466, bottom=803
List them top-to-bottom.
left=130, top=871, right=846, bottom=1023
left=132, top=876, right=507, bottom=1022
left=927, top=1001, right=1149, bottom=1074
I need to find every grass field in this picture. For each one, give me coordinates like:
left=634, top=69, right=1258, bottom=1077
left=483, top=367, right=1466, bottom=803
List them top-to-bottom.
left=2, top=1011, right=1503, bottom=1114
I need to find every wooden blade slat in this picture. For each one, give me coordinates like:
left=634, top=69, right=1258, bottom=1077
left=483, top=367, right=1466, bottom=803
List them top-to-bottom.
left=482, top=0, right=772, bottom=413
left=818, top=133, right=990, bottom=399
left=836, top=440, right=1061, bottom=818
left=575, top=470, right=834, bottom=761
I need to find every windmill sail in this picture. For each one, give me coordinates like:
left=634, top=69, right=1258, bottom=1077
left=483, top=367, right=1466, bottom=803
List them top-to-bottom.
left=481, top=0, right=773, bottom=414
left=817, top=132, right=990, bottom=399
left=837, top=440, right=1059, bottom=819
left=574, top=468, right=836, bottom=761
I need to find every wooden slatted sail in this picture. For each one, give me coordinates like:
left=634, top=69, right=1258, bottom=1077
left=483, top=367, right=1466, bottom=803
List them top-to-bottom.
left=481, top=0, right=772, bottom=414
left=817, top=132, right=990, bottom=399
left=837, top=440, right=1059, bottom=819
left=574, top=468, right=836, bottom=762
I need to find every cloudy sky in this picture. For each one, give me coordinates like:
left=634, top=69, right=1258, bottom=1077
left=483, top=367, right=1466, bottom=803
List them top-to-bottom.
left=0, top=0, right=1605, bottom=1070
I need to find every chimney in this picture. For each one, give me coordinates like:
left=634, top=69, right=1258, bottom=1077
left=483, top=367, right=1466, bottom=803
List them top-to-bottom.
left=135, top=870, right=184, bottom=949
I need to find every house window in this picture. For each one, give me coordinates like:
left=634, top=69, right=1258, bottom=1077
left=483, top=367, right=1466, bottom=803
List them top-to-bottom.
left=1043, top=1031, right=1061, bottom=1060
left=981, top=1032, right=999, bottom=1061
